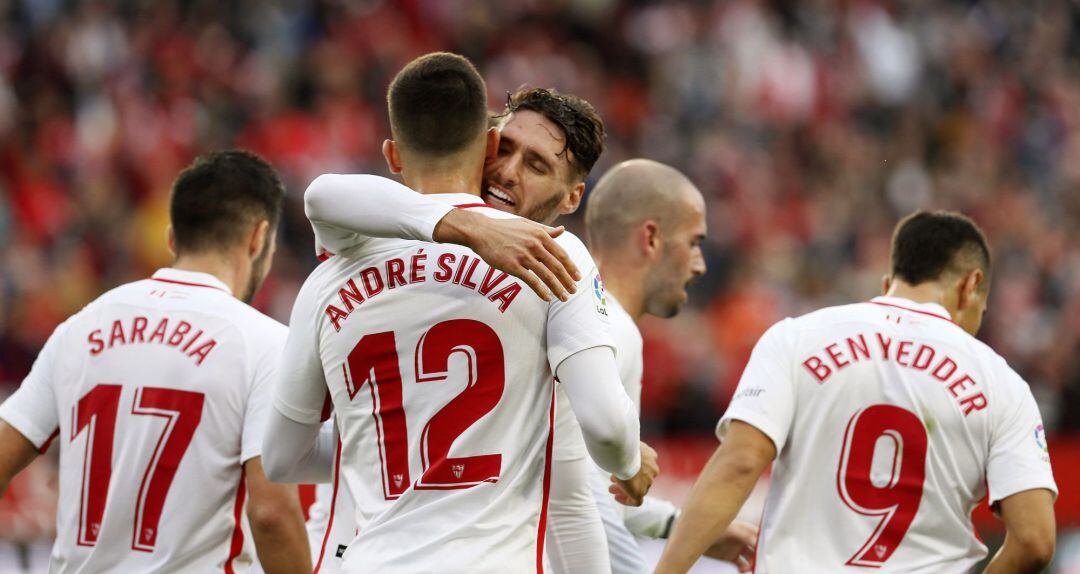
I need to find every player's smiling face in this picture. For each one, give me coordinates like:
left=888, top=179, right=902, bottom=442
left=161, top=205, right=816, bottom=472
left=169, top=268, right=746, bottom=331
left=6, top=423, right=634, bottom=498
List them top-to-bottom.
left=482, top=110, right=583, bottom=225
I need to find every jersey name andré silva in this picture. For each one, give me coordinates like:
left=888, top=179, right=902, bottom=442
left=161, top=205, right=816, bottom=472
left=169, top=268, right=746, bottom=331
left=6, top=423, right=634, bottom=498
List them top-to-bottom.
left=274, top=194, right=612, bottom=574
left=0, top=268, right=284, bottom=573
left=720, top=296, right=1056, bottom=574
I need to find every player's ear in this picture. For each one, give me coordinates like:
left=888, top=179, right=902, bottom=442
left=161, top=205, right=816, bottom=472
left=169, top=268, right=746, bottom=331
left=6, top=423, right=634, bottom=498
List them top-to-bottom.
left=484, top=128, right=500, bottom=163
left=383, top=139, right=403, bottom=174
left=559, top=181, right=586, bottom=216
left=249, top=220, right=271, bottom=259
left=641, top=220, right=661, bottom=257
left=166, top=225, right=177, bottom=258
left=958, top=269, right=983, bottom=310
left=881, top=274, right=891, bottom=295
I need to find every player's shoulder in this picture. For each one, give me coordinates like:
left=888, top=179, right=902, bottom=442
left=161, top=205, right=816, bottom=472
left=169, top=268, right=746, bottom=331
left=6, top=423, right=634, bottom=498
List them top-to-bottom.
left=551, top=229, right=593, bottom=264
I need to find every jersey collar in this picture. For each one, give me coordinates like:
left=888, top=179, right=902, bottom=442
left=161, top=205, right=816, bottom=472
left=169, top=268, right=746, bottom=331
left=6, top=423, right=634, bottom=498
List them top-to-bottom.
left=151, top=268, right=233, bottom=294
left=869, top=296, right=954, bottom=323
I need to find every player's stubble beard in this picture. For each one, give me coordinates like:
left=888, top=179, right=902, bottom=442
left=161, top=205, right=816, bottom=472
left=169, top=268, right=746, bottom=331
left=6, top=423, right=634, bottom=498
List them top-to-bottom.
left=523, top=189, right=569, bottom=225
left=241, top=238, right=274, bottom=304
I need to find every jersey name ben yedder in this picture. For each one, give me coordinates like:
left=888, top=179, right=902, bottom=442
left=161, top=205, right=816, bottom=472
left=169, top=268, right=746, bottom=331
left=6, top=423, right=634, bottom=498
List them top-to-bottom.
left=274, top=193, right=613, bottom=574
left=0, top=268, right=284, bottom=573
left=720, top=296, right=1057, bottom=573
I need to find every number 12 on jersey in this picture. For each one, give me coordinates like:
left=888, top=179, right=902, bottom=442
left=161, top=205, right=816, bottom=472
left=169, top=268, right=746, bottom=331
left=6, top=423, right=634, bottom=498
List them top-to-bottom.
left=345, top=319, right=505, bottom=499
left=837, top=404, right=928, bottom=567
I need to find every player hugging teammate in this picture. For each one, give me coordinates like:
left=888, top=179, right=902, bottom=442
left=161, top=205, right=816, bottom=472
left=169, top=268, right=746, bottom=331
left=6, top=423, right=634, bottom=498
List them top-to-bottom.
left=0, top=49, right=1057, bottom=574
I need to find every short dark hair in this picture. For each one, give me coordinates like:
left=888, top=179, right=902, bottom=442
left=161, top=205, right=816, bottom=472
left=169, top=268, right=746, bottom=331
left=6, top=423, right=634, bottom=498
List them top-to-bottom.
left=387, top=52, right=488, bottom=155
left=504, top=87, right=605, bottom=180
left=170, top=150, right=285, bottom=255
left=891, top=210, right=991, bottom=287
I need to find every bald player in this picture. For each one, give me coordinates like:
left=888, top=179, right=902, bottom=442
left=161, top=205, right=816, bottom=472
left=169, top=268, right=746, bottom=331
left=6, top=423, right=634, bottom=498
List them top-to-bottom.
left=584, top=160, right=756, bottom=573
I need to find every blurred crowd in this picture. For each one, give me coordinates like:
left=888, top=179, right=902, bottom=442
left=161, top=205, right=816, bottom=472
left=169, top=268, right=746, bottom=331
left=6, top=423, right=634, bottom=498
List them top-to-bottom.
left=1, top=0, right=1079, bottom=439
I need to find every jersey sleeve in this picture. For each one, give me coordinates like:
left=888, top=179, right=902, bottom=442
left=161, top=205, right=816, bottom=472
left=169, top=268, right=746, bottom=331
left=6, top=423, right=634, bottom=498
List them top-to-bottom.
left=305, top=174, right=454, bottom=256
left=546, top=235, right=615, bottom=371
left=272, top=275, right=331, bottom=425
left=717, top=318, right=797, bottom=454
left=0, top=320, right=67, bottom=449
left=240, top=326, right=286, bottom=463
left=985, top=366, right=1058, bottom=505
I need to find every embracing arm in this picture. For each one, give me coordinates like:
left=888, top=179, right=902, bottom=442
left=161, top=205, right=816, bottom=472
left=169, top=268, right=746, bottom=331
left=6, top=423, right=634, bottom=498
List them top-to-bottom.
left=304, top=173, right=578, bottom=301
left=556, top=346, right=657, bottom=504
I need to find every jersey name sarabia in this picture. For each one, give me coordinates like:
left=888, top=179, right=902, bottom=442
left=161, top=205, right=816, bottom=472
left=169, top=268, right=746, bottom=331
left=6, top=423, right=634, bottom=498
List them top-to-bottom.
left=274, top=194, right=613, bottom=573
left=0, top=268, right=285, bottom=573
left=720, top=296, right=1057, bottom=574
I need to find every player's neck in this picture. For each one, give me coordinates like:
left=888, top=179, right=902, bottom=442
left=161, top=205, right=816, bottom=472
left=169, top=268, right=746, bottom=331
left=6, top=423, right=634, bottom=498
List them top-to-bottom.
left=398, top=148, right=485, bottom=197
left=401, top=168, right=482, bottom=197
left=172, top=252, right=247, bottom=298
left=597, top=261, right=646, bottom=320
left=884, top=281, right=951, bottom=314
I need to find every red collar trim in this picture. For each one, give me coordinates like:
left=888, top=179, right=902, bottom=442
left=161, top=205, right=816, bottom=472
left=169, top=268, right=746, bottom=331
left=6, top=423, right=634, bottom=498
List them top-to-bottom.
left=454, top=203, right=490, bottom=209
left=150, top=277, right=229, bottom=293
left=870, top=301, right=956, bottom=325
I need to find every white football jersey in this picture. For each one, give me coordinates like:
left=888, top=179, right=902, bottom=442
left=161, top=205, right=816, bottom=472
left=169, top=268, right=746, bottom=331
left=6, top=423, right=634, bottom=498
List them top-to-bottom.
left=274, top=194, right=613, bottom=573
left=0, top=268, right=284, bottom=573
left=720, top=296, right=1057, bottom=573
left=306, top=427, right=358, bottom=574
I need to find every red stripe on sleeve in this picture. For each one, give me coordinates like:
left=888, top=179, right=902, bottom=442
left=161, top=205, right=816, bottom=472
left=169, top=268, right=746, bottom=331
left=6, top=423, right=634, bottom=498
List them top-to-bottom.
left=535, top=379, right=556, bottom=573
left=37, top=428, right=59, bottom=454
left=314, top=440, right=344, bottom=573
left=224, top=468, right=247, bottom=574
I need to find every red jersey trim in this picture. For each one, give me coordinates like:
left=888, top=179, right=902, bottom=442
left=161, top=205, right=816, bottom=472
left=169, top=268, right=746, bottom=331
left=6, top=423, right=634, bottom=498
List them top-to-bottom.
left=453, top=203, right=490, bottom=209
left=317, top=251, right=335, bottom=262
left=150, top=277, right=228, bottom=293
left=870, top=301, right=956, bottom=325
left=536, top=379, right=556, bottom=573
left=38, top=428, right=60, bottom=454
left=314, top=440, right=344, bottom=573
left=224, top=468, right=247, bottom=574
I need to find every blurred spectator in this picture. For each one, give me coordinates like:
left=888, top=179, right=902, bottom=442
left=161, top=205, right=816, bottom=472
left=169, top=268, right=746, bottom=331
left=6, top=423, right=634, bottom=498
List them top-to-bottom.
left=1, top=0, right=1079, bottom=444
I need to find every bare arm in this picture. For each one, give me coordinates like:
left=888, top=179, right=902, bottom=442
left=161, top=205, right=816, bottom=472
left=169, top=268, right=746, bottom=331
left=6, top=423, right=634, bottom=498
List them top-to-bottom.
left=304, top=173, right=579, bottom=301
left=0, top=421, right=40, bottom=497
left=654, top=421, right=775, bottom=574
left=243, top=457, right=312, bottom=574
left=983, top=489, right=1056, bottom=574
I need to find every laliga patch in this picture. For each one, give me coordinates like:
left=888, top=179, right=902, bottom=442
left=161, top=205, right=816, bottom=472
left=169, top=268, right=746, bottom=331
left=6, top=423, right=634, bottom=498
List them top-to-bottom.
left=592, top=272, right=608, bottom=317
left=1035, top=423, right=1049, bottom=454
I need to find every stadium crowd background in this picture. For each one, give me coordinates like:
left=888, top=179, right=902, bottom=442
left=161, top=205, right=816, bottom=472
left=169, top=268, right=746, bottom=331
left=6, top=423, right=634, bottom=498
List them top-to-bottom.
left=0, top=0, right=1078, bottom=569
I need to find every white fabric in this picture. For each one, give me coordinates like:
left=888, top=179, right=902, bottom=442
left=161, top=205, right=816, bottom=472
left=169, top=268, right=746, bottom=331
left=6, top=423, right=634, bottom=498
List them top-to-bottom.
left=305, top=173, right=454, bottom=258
left=274, top=189, right=634, bottom=573
left=0, top=268, right=286, bottom=573
left=588, top=294, right=676, bottom=573
left=718, top=295, right=1058, bottom=573
left=555, top=347, right=641, bottom=480
left=261, top=412, right=337, bottom=484
left=306, top=430, right=358, bottom=574
left=545, top=457, right=611, bottom=574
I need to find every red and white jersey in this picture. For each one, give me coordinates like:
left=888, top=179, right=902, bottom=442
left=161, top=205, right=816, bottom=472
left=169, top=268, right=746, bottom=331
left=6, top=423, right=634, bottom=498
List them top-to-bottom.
left=274, top=193, right=613, bottom=573
left=0, top=268, right=285, bottom=573
left=720, top=296, right=1057, bottom=573
left=306, top=428, right=358, bottom=574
